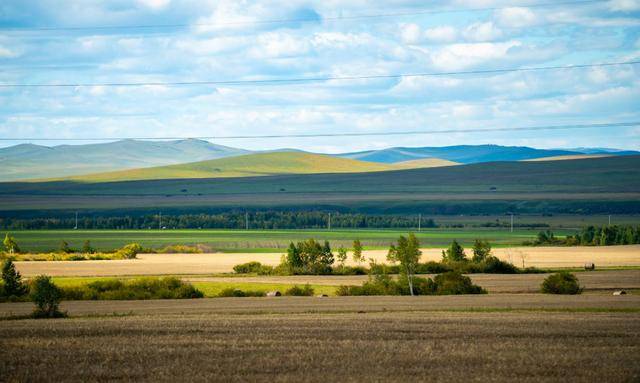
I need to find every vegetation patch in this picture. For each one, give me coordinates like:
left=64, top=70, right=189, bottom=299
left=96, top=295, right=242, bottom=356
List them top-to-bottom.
left=541, top=272, right=583, bottom=295
left=61, top=277, right=203, bottom=300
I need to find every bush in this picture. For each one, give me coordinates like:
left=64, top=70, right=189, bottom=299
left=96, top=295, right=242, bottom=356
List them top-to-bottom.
left=114, top=243, right=143, bottom=259
left=157, top=244, right=204, bottom=254
left=479, top=256, right=519, bottom=274
left=233, top=261, right=264, bottom=274
left=415, top=261, right=452, bottom=274
left=331, top=265, right=368, bottom=275
left=337, top=272, right=484, bottom=296
left=433, top=272, right=486, bottom=295
left=541, top=272, right=582, bottom=294
left=30, top=275, right=66, bottom=318
left=60, top=277, right=203, bottom=300
left=284, top=284, right=315, bottom=296
left=218, top=288, right=265, bottom=297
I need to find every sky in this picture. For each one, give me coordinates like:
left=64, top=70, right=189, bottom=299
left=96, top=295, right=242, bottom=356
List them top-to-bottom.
left=0, top=0, right=639, bottom=153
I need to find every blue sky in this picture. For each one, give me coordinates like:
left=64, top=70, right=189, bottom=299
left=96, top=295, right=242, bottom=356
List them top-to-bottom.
left=0, top=0, right=639, bottom=153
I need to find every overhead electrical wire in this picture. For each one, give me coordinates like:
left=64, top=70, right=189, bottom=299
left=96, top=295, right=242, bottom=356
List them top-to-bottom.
left=0, top=0, right=606, bottom=32
left=1, top=60, right=638, bottom=88
left=1, top=121, right=637, bottom=141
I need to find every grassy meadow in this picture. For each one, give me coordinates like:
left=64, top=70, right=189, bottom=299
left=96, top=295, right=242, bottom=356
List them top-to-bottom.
left=1, top=227, right=568, bottom=252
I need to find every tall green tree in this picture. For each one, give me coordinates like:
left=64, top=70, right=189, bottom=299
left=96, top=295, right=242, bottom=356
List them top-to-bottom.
left=3, top=233, right=20, bottom=254
left=387, top=233, right=421, bottom=296
left=352, top=239, right=364, bottom=264
left=442, top=240, right=466, bottom=262
left=471, top=240, right=491, bottom=263
left=336, top=246, right=348, bottom=266
left=2, top=259, right=28, bottom=297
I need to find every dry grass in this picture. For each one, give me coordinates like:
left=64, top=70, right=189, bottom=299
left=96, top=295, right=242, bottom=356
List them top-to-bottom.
left=14, top=245, right=640, bottom=277
left=1, top=309, right=639, bottom=382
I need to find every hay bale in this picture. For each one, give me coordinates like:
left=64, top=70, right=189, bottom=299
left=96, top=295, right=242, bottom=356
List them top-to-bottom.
left=584, top=262, right=595, bottom=271
left=613, top=290, right=627, bottom=296
left=266, top=291, right=281, bottom=297
left=316, top=294, right=329, bottom=298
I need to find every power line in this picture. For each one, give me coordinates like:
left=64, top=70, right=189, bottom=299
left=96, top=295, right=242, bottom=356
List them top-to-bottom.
left=1, top=0, right=605, bottom=33
left=1, top=60, right=637, bottom=88
left=1, top=121, right=637, bottom=141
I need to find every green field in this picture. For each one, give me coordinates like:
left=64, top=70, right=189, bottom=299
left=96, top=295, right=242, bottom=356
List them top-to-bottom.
left=1, top=155, right=638, bottom=214
left=0, top=228, right=571, bottom=252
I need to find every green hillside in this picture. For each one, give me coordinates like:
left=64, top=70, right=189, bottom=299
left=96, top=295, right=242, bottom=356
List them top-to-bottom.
left=59, top=152, right=399, bottom=182
left=3, top=155, right=639, bottom=215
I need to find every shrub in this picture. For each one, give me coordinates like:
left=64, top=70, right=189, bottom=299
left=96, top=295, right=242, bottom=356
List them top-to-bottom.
left=114, top=243, right=143, bottom=259
left=480, top=256, right=519, bottom=274
left=233, top=261, right=264, bottom=274
left=415, top=261, right=452, bottom=274
left=331, top=265, right=367, bottom=275
left=433, top=272, right=486, bottom=295
left=541, top=272, right=582, bottom=294
left=30, top=275, right=66, bottom=318
left=60, top=277, right=203, bottom=300
left=285, top=284, right=315, bottom=296
left=218, top=288, right=265, bottom=297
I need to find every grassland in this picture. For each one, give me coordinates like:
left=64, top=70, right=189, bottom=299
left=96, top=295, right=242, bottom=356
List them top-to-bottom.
left=54, top=152, right=406, bottom=182
left=1, top=155, right=638, bottom=214
left=0, top=228, right=568, bottom=253
left=1, top=300, right=639, bottom=381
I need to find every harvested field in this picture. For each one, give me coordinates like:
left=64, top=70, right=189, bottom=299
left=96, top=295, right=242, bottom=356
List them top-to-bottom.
left=14, top=245, right=640, bottom=277
left=183, top=269, right=640, bottom=294
left=1, top=294, right=639, bottom=318
left=1, top=307, right=639, bottom=382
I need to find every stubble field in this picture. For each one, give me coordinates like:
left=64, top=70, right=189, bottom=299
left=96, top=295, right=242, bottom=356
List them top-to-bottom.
left=1, top=301, right=639, bottom=382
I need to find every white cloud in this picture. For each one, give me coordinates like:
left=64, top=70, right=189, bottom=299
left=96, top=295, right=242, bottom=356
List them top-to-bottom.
left=136, top=0, right=171, bottom=10
left=608, top=0, right=640, bottom=11
left=495, top=7, right=538, bottom=28
left=463, top=22, right=503, bottom=42
left=400, top=23, right=422, bottom=44
left=424, top=26, right=458, bottom=43
left=430, top=41, right=521, bottom=70
left=0, top=46, right=17, bottom=58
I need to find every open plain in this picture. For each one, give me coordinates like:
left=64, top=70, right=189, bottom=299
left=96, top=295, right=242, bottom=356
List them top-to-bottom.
left=1, top=296, right=639, bottom=382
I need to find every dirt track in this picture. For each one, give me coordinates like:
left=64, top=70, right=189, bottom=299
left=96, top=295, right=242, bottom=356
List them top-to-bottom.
left=14, top=245, right=640, bottom=277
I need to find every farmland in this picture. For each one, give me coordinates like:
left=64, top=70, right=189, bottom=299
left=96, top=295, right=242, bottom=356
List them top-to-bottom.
left=0, top=228, right=572, bottom=253
left=12, top=245, right=640, bottom=277
left=1, top=298, right=639, bottom=382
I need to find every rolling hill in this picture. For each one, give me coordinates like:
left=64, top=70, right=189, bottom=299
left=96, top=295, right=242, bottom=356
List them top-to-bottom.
left=0, top=139, right=249, bottom=181
left=337, top=145, right=583, bottom=163
left=57, top=152, right=401, bottom=182
left=524, top=154, right=613, bottom=162
left=3, top=155, right=639, bottom=215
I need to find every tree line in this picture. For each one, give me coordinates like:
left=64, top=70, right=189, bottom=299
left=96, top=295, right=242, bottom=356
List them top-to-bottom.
left=0, top=212, right=436, bottom=230
left=533, top=225, right=640, bottom=246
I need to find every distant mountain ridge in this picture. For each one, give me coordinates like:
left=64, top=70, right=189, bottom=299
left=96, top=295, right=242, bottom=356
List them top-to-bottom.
left=0, top=139, right=637, bottom=181
left=0, top=139, right=249, bottom=181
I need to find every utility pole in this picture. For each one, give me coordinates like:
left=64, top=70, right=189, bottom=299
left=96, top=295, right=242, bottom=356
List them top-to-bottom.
left=74, top=211, right=78, bottom=230
left=159, top=212, right=162, bottom=230
left=245, top=212, right=249, bottom=230
left=328, top=213, right=331, bottom=231
left=418, top=213, right=421, bottom=231
left=510, top=213, right=514, bottom=233
left=608, top=214, right=611, bottom=226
